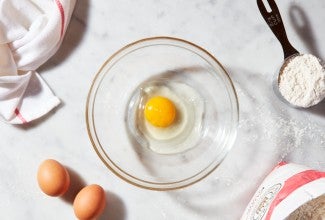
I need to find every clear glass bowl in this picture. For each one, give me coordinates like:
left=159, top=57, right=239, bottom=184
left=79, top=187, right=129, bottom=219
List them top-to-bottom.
left=86, top=37, right=239, bottom=190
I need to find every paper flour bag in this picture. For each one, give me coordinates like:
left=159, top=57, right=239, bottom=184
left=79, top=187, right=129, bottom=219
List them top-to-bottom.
left=241, top=162, right=325, bottom=220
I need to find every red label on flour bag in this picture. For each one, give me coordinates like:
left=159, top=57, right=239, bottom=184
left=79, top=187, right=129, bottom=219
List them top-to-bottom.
left=241, top=163, right=325, bottom=220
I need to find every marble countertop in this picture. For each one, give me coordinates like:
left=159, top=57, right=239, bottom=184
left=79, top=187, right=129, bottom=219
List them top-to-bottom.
left=1, top=0, right=325, bottom=219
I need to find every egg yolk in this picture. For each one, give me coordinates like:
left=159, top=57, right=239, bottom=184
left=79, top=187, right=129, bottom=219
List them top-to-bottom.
left=144, top=96, right=176, bottom=127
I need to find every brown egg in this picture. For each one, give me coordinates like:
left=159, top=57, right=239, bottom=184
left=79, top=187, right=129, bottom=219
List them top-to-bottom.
left=37, top=159, right=70, bottom=197
left=73, top=184, right=106, bottom=220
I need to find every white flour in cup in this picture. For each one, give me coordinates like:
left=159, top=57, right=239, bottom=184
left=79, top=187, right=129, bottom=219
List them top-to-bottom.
left=278, top=54, right=325, bottom=108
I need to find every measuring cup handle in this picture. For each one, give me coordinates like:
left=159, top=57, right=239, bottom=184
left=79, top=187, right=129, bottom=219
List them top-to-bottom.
left=257, top=0, right=299, bottom=59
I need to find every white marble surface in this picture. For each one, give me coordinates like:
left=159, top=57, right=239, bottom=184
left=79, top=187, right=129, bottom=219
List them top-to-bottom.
left=1, top=0, right=325, bottom=219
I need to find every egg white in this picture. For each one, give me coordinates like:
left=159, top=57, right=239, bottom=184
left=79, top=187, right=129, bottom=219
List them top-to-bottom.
left=137, top=82, right=204, bottom=154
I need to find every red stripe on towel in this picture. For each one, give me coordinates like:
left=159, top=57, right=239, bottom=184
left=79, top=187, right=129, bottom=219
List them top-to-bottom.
left=55, top=0, right=65, bottom=38
left=14, top=108, right=27, bottom=124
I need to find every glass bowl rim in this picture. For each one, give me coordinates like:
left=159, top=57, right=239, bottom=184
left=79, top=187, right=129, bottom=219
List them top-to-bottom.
left=85, top=36, right=239, bottom=191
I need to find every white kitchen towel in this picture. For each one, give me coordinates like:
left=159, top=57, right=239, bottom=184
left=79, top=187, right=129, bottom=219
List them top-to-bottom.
left=0, top=0, right=76, bottom=124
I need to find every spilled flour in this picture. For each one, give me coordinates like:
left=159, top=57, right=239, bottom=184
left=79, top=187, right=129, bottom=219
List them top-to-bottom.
left=224, top=69, right=325, bottom=219
left=238, top=104, right=325, bottom=160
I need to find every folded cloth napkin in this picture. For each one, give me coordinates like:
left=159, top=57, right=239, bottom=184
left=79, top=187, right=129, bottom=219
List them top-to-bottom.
left=0, top=0, right=76, bottom=124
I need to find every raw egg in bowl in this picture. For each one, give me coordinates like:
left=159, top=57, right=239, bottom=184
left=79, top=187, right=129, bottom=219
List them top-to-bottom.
left=86, top=37, right=238, bottom=190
